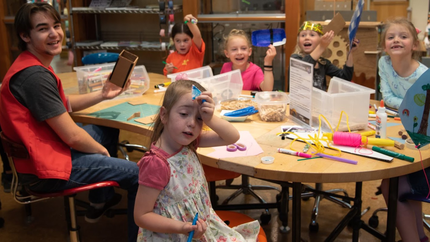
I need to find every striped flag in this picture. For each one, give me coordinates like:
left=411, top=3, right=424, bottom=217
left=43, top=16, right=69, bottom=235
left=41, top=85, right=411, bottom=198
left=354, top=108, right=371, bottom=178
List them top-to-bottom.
left=348, top=0, right=364, bottom=51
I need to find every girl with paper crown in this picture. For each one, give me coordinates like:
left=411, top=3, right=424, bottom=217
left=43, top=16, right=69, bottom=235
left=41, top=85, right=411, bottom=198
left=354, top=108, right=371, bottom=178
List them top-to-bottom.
left=289, top=21, right=360, bottom=91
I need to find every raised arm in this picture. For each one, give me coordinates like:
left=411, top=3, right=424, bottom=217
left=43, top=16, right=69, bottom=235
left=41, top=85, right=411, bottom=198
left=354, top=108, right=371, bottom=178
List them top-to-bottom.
left=184, top=14, right=203, bottom=50
left=310, top=30, right=334, bottom=62
left=260, top=45, right=276, bottom=91
left=196, top=92, right=240, bottom=147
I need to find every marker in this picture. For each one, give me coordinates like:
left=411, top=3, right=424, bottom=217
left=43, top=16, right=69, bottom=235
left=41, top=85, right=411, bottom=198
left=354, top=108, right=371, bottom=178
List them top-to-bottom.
left=162, top=61, right=178, bottom=69
left=154, top=82, right=171, bottom=88
left=373, top=104, right=378, bottom=112
left=372, top=146, right=414, bottom=162
left=278, top=148, right=312, bottom=159
left=315, top=153, right=358, bottom=165
left=187, top=213, right=198, bottom=242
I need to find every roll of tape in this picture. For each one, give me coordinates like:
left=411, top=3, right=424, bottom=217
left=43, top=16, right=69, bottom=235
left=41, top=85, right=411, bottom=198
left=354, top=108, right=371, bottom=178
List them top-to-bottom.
left=169, top=14, right=174, bottom=22
left=159, top=28, right=165, bottom=37
left=161, top=42, right=166, bottom=50
left=261, top=156, right=274, bottom=164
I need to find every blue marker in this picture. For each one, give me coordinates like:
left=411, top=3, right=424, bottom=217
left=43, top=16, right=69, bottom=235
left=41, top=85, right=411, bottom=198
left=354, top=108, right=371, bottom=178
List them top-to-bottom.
left=191, top=85, right=206, bottom=103
left=187, top=212, right=198, bottom=242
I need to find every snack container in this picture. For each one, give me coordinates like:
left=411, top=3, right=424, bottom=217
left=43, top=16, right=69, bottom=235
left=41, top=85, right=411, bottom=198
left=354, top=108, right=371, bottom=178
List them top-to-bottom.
left=73, top=63, right=150, bottom=99
left=254, top=91, right=290, bottom=122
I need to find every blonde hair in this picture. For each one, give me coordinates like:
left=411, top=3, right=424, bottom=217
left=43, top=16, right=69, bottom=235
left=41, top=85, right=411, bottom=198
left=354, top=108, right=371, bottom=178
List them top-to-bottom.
left=381, top=17, right=420, bottom=60
left=293, top=22, right=327, bottom=65
left=223, top=29, right=252, bottom=50
left=150, top=80, right=206, bottom=149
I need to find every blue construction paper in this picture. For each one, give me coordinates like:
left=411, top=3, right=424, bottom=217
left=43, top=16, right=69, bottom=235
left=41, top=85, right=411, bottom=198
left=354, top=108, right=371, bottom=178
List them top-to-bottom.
left=348, top=0, right=364, bottom=51
left=251, top=28, right=286, bottom=47
left=399, top=69, right=430, bottom=148
left=89, top=102, right=160, bottom=126
left=368, top=120, right=401, bottom=128
left=388, top=137, right=406, bottom=144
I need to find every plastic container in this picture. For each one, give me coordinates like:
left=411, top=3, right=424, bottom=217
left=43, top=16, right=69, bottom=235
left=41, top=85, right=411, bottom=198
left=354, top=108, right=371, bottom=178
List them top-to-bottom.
left=73, top=63, right=150, bottom=99
left=166, top=65, right=213, bottom=82
left=194, top=69, right=243, bottom=104
left=311, top=77, right=374, bottom=131
left=254, top=91, right=290, bottom=122
left=375, top=100, right=387, bottom=139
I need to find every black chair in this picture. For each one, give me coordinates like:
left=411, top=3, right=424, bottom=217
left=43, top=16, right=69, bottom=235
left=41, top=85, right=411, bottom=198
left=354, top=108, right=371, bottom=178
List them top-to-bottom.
left=0, top=131, right=126, bottom=242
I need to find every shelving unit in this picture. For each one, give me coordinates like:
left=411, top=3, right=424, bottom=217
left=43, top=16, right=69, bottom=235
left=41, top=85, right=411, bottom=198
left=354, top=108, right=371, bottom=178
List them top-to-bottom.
left=69, top=0, right=183, bottom=72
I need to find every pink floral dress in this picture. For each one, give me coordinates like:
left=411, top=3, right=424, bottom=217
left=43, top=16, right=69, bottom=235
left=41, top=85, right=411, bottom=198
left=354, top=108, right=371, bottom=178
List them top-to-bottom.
left=137, top=146, right=260, bottom=241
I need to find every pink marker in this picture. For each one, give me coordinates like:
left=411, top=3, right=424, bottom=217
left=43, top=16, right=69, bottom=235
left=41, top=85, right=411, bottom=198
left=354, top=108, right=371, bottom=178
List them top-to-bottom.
left=277, top=148, right=312, bottom=159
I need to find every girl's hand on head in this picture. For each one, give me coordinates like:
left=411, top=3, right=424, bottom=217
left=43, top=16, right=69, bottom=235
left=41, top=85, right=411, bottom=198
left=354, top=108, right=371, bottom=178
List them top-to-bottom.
left=184, top=14, right=197, bottom=23
left=320, top=30, right=334, bottom=48
left=264, top=44, right=277, bottom=64
left=165, top=62, right=174, bottom=74
left=196, top=91, right=215, bottom=122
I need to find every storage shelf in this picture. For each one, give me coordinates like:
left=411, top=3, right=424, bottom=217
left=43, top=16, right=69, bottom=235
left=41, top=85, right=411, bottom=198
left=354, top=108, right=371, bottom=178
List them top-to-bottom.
left=71, top=6, right=182, bottom=14
left=75, top=45, right=166, bottom=51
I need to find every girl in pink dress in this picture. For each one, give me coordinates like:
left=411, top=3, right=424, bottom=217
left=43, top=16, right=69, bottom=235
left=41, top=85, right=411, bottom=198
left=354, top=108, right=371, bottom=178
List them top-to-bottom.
left=134, top=80, right=260, bottom=241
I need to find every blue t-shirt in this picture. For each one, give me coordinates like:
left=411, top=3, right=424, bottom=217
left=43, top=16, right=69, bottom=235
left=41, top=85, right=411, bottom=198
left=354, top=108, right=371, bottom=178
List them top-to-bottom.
left=378, top=55, right=428, bottom=109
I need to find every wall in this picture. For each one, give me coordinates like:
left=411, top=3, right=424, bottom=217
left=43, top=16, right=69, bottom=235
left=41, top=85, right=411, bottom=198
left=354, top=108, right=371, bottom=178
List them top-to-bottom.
left=410, top=0, right=430, bottom=40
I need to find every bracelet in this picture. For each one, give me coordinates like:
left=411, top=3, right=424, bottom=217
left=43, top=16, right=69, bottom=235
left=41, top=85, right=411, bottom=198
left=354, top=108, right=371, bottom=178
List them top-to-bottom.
left=263, top=65, right=273, bottom=68
left=264, top=69, right=273, bottom=72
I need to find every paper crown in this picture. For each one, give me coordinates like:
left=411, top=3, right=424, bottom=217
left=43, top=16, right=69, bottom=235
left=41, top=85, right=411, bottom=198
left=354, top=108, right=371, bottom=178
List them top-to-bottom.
left=298, top=21, right=323, bottom=35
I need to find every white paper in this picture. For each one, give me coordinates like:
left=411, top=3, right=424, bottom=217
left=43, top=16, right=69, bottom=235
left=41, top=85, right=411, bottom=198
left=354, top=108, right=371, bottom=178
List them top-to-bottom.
left=289, top=58, right=313, bottom=126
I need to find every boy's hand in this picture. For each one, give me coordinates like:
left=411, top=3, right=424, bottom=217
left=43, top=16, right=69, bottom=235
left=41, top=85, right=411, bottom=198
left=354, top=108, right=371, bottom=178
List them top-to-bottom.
left=184, top=14, right=197, bottom=24
left=320, top=30, right=334, bottom=49
left=264, top=44, right=276, bottom=64
left=165, top=62, right=175, bottom=74
left=102, top=79, right=130, bottom=100
left=196, top=91, right=214, bottom=123
left=183, top=218, right=207, bottom=239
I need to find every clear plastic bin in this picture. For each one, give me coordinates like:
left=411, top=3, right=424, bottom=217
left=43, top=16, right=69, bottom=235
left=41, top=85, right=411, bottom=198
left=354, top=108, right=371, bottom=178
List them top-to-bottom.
left=73, top=63, right=150, bottom=99
left=166, top=65, right=213, bottom=82
left=194, top=69, right=243, bottom=104
left=312, top=77, right=374, bottom=131
left=254, top=91, right=289, bottom=122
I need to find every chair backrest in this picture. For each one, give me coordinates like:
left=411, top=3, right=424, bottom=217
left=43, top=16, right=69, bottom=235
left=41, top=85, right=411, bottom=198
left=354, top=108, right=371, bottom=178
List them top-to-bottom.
left=81, top=52, right=119, bottom=65
left=0, top=132, right=48, bottom=204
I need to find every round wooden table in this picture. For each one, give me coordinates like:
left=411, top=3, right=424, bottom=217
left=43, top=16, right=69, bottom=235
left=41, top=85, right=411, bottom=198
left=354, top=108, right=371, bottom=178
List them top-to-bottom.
left=59, top=72, right=430, bottom=242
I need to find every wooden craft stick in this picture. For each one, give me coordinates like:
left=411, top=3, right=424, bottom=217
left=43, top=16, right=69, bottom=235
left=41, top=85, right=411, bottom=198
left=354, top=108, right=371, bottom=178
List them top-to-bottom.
left=128, top=100, right=146, bottom=105
left=127, top=112, right=141, bottom=121
left=135, top=114, right=157, bottom=124
left=393, top=140, right=405, bottom=150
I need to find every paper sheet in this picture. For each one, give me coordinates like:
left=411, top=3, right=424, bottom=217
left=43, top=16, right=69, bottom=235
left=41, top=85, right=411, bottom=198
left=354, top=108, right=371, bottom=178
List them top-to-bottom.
left=207, top=131, right=263, bottom=159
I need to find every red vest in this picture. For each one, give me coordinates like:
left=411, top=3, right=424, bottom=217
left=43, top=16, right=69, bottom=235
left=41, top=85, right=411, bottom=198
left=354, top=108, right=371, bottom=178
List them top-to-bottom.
left=0, top=51, right=71, bottom=180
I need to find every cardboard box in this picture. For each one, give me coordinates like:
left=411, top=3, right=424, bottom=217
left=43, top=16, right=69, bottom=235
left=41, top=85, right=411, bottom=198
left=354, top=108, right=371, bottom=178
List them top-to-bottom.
left=110, top=50, right=139, bottom=88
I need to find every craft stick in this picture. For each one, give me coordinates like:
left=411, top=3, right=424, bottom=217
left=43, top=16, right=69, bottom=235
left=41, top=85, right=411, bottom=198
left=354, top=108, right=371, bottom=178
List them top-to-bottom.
left=127, top=112, right=141, bottom=121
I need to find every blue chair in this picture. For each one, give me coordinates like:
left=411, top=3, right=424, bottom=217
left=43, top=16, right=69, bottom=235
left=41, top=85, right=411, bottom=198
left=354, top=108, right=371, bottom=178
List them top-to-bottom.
left=81, top=52, right=119, bottom=65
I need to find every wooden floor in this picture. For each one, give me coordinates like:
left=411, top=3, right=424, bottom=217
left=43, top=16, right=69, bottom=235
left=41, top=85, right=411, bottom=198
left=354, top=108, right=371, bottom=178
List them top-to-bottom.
left=1, top=56, right=430, bottom=241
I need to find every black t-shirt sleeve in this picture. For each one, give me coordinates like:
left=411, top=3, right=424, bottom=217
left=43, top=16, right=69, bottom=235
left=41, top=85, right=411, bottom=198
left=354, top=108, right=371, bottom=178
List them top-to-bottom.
left=9, top=66, right=67, bottom=122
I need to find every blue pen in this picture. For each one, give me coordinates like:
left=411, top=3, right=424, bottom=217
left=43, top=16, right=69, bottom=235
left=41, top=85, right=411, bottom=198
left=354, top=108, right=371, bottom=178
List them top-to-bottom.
left=187, top=212, right=198, bottom=242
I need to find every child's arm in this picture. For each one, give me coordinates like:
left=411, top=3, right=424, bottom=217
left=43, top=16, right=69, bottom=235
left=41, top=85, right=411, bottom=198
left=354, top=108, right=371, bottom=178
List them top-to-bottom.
left=184, top=14, right=203, bottom=50
left=310, top=30, right=334, bottom=61
left=345, top=38, right=360, bottom=67
left=260, top=45, right=276, bottom=91
left=195, top=92, right=240, bottom=147
left=134, top=185, right=206, bottom=237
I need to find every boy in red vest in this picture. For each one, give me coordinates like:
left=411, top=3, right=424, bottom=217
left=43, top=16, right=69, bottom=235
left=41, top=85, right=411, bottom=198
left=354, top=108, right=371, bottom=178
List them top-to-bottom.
left=0, top=3, right=138, bottom=241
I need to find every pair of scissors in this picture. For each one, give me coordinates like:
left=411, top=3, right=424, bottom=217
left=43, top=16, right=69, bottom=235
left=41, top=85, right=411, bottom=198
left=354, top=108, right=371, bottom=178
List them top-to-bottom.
left=226, top=143, right=247, bottom=152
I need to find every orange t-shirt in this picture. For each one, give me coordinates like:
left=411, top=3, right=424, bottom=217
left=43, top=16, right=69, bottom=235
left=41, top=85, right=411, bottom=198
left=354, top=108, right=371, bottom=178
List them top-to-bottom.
left=163, top=40, right=206, bottom=76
